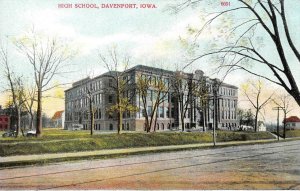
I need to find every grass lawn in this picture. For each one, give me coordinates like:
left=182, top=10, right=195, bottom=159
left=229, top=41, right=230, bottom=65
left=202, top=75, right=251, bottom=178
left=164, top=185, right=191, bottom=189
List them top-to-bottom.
left=0, top=129, right=275, bottom=157
left=272, top=129, right=300, bottom=138
left=285, top=129, right=300, bottom=138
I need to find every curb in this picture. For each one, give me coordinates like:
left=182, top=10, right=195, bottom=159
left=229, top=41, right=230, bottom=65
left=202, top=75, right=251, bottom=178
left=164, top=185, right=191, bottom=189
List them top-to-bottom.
left=1, top=138, right=299, bottom=169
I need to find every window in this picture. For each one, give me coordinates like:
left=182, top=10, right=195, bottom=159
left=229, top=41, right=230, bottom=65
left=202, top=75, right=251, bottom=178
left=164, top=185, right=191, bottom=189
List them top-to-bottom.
left=152, top=76, right=156, bottom=85
left=164, top=78, right=169, bottom=87
left=109, top=79, right=113, bottom=87
left=147, top=90, right=151, bottom=100
left=109, top=95, right=113, bottom=103
left=171, top=96, right=176, bottom=103
left=147, top=106, right=152, bottom=116
left=159, top=107, right=164, bottom=118
left=166, top=107, right=169, bottom=118
left=171, top=107, right=174, bottom=118
left=98, top=109, right=101, bottom=119
left=142, top=109, right=146, bottom=117
left=95, top=110, right=98, bottom=119
left=127, top=123, right=129, bottom=130
left=157, top=123, right=159, bottom=130
left=161, top=123, right=164, bottom=130
left=109, top=124, right=113, bottom=130
left=122, top=124, right=125, bottom=130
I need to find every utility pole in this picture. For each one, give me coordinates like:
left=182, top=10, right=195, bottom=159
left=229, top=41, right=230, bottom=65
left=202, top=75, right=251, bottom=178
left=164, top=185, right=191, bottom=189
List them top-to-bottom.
left=212, top=79, right=219, bottom=147
left=272, top=107, right=285, bottom=141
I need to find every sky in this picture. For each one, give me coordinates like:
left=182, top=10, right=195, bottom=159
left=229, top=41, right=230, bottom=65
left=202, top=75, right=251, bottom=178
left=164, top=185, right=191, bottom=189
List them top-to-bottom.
left=0, top=0, right=299, bottom=121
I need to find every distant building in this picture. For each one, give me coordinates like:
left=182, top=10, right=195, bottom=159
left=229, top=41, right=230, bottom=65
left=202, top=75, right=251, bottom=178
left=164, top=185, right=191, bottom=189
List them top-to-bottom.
left=64, top=65, right=239, bottom=132
left=0, top=105, right=14, bottom=131
left=52, top=110, right=65, bottom=128
left=0, top=115, right=10, bottom=131
left=283, top=116, right=300, bottom=130
left=258, top=121, right=266, bottom=131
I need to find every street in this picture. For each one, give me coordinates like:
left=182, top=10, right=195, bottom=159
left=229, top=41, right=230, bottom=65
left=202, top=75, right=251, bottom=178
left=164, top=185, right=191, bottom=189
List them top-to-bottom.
left=0, top=140, right=299, bottom=190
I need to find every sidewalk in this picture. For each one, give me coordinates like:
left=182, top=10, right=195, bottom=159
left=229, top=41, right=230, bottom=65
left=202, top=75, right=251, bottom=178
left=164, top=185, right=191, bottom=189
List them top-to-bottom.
left=0, top=138, right=286, bottom=168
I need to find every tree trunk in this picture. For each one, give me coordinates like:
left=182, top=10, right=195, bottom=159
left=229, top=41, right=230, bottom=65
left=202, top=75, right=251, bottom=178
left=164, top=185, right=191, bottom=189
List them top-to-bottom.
left=36, top=88, right=42, bottom=137
left=290, top=90, right=300, bottom=108
left=89, top=99, right=94, bottom=136
left=204, top=106, right=207, bottom=131
left=15, top=107, right=21, bottom=137
left=254, top=110, right=259, bottom=132
left=118, top=111, right=122, bottom=134
left=29, top=112, right=34, bottom=130
left=153, top=112, right=158, bottom=132
left=283, top=112, right=286, bottom=139
left=181, top=116, right=185, bottom=132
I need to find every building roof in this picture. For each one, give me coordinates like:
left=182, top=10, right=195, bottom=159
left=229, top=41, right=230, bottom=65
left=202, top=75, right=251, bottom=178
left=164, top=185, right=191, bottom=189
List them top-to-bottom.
left=65, top=64, right=238, bottom=92
left=52, top=110, right=64, bottom=120
left=283, top=116, right=300, bottom=123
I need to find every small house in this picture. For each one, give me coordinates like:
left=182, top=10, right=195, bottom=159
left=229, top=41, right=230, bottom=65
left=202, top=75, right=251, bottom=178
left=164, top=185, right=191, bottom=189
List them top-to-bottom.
left=283, top=116, right=300, bottom=130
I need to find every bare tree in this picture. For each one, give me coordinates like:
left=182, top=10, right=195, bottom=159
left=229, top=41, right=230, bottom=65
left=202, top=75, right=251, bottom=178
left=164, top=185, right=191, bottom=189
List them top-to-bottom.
left=172, top=0, right=300, bottom=107
left=14, top=30, right=74, bottom=136
left=0, top=44, right=26, bottom=137
left=99, top=47, right=137, bottom=134
left=170, top=71, right=208, bottom=131
left=137, top=72, right=170, bottom=132
left=193, top=77, right=210, bottom=131
left=241, top=79, right=273, bottom=131
left=23, top=84, right=36, bottom=130
left=85, top=85, right=96, bottom=136
left=272, top=93, right=293, bottom=138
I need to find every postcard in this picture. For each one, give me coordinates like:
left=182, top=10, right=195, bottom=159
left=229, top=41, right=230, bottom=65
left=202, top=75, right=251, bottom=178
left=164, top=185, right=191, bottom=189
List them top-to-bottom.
left=0, top=0, right=299, bottom=190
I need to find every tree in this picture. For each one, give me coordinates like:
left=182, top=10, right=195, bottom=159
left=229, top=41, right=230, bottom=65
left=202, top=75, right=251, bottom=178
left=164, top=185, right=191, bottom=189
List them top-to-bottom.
left=173, top=0, right=300, bottom=107
left=14, top=30, right=74, bottom=136
left=0, top=44, right=26, bottom=137
left=99, top=47, right=137, bottom=134
left=170, top=71, right=208, bottom=131
left=137, top=72, right=170, bottom=132
left=193, top=78, right=209, bottom=131
left=241, top=79, right=273, bottom=131
left=85, top=83, right=96, bottom=136
left=23, top=84, right=36, bottom=130
left=272, top=93, right=293, bottom=138
left=237, top=108, right=255, bottom=128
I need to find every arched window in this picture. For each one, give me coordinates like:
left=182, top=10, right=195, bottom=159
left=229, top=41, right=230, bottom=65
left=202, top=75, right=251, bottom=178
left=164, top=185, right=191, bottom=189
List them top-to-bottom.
left=127, top=123, right=129, bottom=130
left=168, top=123, right=170, bottom=129
left=109, top=124, right=113, bottom=131
left=122, top=124, right=125, bottom=130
